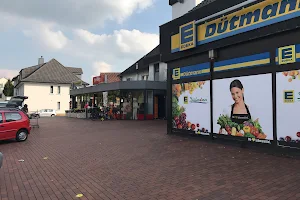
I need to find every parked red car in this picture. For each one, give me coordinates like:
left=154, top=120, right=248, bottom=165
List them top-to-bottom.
left=0, top=108, right=31, bottom=142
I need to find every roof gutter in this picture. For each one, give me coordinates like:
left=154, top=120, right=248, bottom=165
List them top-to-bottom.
left=195, top=0, right=258, bottom=25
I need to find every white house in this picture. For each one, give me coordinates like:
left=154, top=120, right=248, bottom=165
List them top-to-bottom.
left=12, top=57, right=87, bottom=115
left=0, top=78, right=8, bottom=101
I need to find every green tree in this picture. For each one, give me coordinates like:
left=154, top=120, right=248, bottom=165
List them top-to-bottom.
left=3, top=79, right=14, bottom=96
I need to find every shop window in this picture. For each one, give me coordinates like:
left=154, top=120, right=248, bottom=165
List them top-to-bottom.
left=142, top=75, right=149, bottom=80
left=127, top=78, right=132, bottom=81
left=50, top=86, right=53, bottom=94
left=147, top=90, right=153, bottom=116
left=132, top=91, right=145, bottom=120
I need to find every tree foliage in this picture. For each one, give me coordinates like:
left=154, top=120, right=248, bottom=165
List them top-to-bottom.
left=3, top=79, right=14, bottom=96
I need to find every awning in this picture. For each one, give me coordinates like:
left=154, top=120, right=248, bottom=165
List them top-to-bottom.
left=70, top=81, right=166, bottom=96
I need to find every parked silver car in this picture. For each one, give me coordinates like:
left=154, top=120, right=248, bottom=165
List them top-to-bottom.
left=0, top=101, right=8, bottom=108
left=0, top=152, right=3, bottom=168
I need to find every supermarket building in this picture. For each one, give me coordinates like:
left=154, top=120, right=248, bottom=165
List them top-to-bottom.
left=162, top=0, right=300, bottom=148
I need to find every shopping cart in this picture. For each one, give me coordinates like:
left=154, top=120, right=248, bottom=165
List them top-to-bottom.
left=30, top=111, right=40, bottom=128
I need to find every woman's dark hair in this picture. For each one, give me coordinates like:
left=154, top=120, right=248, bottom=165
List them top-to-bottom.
left=230, top=79, right=245, bottom=101
left=230, top=79, right=243, bottom=90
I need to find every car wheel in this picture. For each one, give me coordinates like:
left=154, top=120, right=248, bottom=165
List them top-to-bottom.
left=51, top=114, right=55, bottom=117
left=16, top=129, right=28, bottom=142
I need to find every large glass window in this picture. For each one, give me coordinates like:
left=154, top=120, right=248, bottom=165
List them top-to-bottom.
left=147, top=90, right=153, bottom=115
left=121, top=91, right=132, bottom=120
left=132, top=91, right=144, bottom=120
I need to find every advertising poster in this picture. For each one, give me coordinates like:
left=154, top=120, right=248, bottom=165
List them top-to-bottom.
left=276, top=70, right=300, bottom=147
left=213, top=74, right=273, bottom=143
left=172, top=80, right=210, bottom=135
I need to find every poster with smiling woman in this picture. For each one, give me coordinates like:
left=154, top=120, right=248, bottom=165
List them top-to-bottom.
left=213, top=74, right=273, bottom=142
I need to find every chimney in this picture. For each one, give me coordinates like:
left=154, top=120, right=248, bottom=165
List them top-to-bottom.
left=171, top=0, right=203, bottom=20
left=38, top=56, right=44, bottom=65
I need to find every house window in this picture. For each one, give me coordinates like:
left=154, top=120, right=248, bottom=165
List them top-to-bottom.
left=154, top=63, right=159, bottom=72
left=154, top=63, right=159, bottom=81
left=142, top=75, right=149, bottom=80
left=127, top=78, right=132, bottom=81
left=50, top=86, right=53, bottom=94
left=58, top=86, right=61, bottom=94
left=0, top=94, right=2, bottom=98
left=57, top=102, right=60, bottom=110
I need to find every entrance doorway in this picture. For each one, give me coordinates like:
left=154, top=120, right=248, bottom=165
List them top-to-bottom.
left=155, top=95, right=166, bottom=119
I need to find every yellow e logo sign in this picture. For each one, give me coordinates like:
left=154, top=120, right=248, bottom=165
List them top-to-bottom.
left=179, top=21, right=196, bottom=51
left=278, top=45, right=296, bottom=65
left=173, top=68, right=180, bottom=80
left=284, top=90, right=294, bottom=103
left=184, top=96, right=188, bottom=104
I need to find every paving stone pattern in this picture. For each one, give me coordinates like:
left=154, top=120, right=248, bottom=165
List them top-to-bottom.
left=0, top=118, right=300, bottom=200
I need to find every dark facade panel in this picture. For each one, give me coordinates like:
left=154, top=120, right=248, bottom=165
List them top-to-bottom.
left=160, top=0, right=246, bottom=61
left=169, top=0, right=179, bottom=6
left=168, top=51, right=208, bottom=69
left=143, top=55, right=161, bottom=66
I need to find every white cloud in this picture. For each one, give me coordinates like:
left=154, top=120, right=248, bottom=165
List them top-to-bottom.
left=0, top=0, right=155, bottom=28
left=0, top=0, right=159, bottom=84
left=23, top=23, right=68, bottom=50
left=92, top=61, right=112, bottom=78
left=0, top=69, right=19, bottom=79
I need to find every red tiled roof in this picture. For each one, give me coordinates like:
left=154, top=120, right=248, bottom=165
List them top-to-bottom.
left=100, top=73, right=120, bottom=83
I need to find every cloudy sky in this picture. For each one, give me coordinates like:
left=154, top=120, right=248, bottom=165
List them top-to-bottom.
left=0, top=0, right=171, bottom=83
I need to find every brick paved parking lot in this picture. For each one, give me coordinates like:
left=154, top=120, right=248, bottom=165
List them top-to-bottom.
left=0, top=117, right=300, bottom=200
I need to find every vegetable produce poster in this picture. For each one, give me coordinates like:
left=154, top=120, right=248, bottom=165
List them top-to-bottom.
left=276, top=70, right=300, bottom=145
left=212, top=74, right=273, bottom=141
left=172, top=81, right=210, bottom=135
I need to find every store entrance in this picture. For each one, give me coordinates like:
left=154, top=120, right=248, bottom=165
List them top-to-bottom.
left=155, top=95, right=166, bottom=119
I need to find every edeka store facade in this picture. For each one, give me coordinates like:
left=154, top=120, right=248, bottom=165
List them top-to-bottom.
left=160, top=0, right=300, bottom=149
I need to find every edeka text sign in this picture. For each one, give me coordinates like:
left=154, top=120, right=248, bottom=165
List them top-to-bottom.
left=171, top=0, right=300, bottom=53
left=179, top=21, right=196, bottom=51
left=172, top=63, right=210, bottom=80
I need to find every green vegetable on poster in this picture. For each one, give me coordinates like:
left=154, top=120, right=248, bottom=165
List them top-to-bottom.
left=244, top=133, right=255, bottom=138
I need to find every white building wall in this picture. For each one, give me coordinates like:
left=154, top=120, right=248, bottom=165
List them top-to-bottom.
left=172, top=0, right=202, bottom=19
left=121, top=63, right=167, bottom=82
left=159, top=63, right=168, bottom=81
left=148, top=64, right=155, bottom=81
left=122, top=70, right=149, bottom=81
left=0, top=78, right=8, bottom=101
left=23, top=83, right=70, bottom=115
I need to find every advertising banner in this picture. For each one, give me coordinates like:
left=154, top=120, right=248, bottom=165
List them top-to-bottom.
left=171, top=0, right=300, bottom=53
left=276, top=70, right=300, bottom=147
left=213, top=74, right=273, bottom=143
left=93, top=76, right=104, bottom=85
left=172, top=80, right=210, bottom=135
